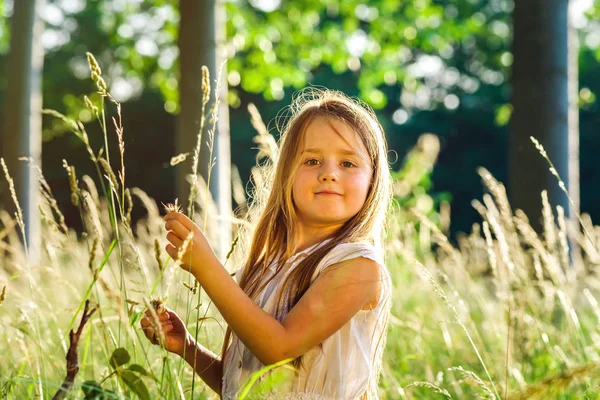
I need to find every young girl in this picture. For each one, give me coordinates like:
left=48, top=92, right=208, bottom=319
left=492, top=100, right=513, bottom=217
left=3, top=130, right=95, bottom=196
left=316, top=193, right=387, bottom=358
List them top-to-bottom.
left=140, top=89, right=393, bottom=399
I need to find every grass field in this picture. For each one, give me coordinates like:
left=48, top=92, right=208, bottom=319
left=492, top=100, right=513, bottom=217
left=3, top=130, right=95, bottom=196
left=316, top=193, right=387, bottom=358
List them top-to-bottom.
left=1, top=56, right=600, bottom=399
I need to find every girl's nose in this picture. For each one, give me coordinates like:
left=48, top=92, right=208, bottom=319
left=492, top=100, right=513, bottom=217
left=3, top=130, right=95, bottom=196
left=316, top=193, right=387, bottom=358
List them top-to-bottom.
left=318, top=163, right=338, bottom=182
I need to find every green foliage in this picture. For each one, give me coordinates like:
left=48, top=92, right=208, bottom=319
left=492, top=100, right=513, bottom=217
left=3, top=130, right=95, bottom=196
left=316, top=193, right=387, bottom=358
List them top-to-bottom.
left=0, top=0, right=10, bottom=54
left=109, top=348, right=131, bottom=369
left=238, top=358, right=295, bottom=399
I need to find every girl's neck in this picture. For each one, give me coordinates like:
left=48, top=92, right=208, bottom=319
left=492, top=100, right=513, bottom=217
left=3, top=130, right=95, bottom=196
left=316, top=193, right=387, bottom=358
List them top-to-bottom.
left=293, top=222, right=343, bottom=253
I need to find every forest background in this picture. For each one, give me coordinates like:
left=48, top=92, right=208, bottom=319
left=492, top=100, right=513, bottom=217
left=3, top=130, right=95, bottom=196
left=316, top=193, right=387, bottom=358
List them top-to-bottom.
left=1, top=0, right=598, bottom=238
left=2, top=0, right=600, bottom=399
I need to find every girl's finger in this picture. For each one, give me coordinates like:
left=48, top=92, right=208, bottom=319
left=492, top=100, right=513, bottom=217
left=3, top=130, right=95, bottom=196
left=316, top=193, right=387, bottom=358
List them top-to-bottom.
left=164, top=212, right=195, bottom=232
left=165, top=219, right=190, bottom=239
left=166, top=231, right=183, bottom=248
left=165, top=244, right=177, bottom=259
left=143, top=308, right=169, bottom=321
left=143, top=325, right=155, bottom=339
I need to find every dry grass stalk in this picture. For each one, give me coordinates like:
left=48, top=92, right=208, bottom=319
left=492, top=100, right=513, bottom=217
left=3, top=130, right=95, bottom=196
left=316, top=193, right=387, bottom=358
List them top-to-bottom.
left=86, top=52, right=115, bottom=103
left=188, top=65, right=212, bottom=214
left=84, top=95, right=99, bottom=118
left=249, top=102, right=279, bottom=163
left=112, top=104, right=126, bottom=189
left=42, top=109, right=96, bottom=161
left=530, top=136, right=600, bottom=260
left=170, top=152, right=189, bottom=166
left=20, top=157, right=69, bottom=235
left=1, top=158, right=27, bottom=252
left=98, top=158, right=119, bottom=192
left=62, top=159, right=79, bottom=206
left=231, top=165, right=247, bottom=210
left=477, top=168, right=520, bottom=250
left=81, top=175, right=101, bottom=211
left=124, top=188, right=132, bottom=226
left=81, top=190, right=104, bottom=244
left=541, top=191, right=557, bottom=254
left=482, top=194, right=521, bottom=284
left=555, top=206, right=571, bottom=269
left=411, top=208, right=463, bottom=267
left=513, top=210, right=565, bottom=286
left=0, top=212, right=17, bottom=243
left=481, top=221, right=500, bottom=284
left=176, top=230, right=195, bottom=268
left=225, top=234, right=240, bottom=262
left=88, top=238, right=98, bottom=272
left=154, top=239, right=162, bottom=271
left=532, top=251, right=543, bottom=282
left=416, top=261, right=501, bottom=399
left=582, top=288, right=600, bottom=323
left=144, top=298, right=166, bottom=345
left=507, top=362, right=600, bottom=400
left=448, top=366, right=496, bottom=399
left=406, top=381, right=453, bottom=398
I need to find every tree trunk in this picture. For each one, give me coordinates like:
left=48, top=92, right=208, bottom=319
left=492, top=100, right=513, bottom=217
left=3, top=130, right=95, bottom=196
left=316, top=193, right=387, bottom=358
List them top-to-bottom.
left=1, top=0, right=44, bottom=264
left=177, top=0, right=231, bottom=259
left=510, top=0, right=573, bottom=235
left=567, top=4, right=583, bottom=268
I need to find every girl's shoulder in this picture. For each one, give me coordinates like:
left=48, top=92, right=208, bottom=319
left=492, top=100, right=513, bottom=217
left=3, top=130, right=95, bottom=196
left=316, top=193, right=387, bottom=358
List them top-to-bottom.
left=312, top=240, right=387, bottom=281
left=324, top=240, right=384, bottom=264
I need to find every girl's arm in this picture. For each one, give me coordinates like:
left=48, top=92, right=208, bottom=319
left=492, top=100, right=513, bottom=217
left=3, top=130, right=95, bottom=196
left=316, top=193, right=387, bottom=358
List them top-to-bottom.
left=164, top=213, right=383, bottom=366
left=178, top=338, right=223, bottom=396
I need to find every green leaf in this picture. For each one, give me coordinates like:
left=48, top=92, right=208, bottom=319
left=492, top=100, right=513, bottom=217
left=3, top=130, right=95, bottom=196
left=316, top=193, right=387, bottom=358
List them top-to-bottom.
left=129, top=309, right=143, bottom=327
left=109, top=348, right=131, bottom=369
left=238, top=358, right=295, bottom=400
left=128, top=364, right=152, bottom=377
left=120, top=370, right=150, bottom=400
left=81, top=380, right=103, bottom=399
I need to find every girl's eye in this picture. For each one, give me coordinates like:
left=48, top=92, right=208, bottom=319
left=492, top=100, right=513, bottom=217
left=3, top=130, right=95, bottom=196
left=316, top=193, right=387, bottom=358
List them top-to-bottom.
left=305, top=159, right=320, bottom=166
left=341, top=161, right=356, bottom=168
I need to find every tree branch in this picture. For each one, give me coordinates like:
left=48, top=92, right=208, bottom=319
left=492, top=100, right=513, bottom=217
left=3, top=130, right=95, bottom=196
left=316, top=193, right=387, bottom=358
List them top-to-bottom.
left=53, top=300, right=99, bottom=400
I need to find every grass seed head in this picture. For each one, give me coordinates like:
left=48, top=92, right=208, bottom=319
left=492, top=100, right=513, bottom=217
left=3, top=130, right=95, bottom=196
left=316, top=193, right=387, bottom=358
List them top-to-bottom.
left=86, top=52, right=101, bottom=76
left=201, top=66, right=210, bottom=105
left=84, top=95, right=99, bottom=118
left=170, top=153, right=189, bottom=166
left=1, top=157, right=26, bottom=241
left=98, top=158, right=119, bottom=191
left=62, top=159, right=79, bottom=206
left=125, top=188, right=133, bottom=225
left=162, top=199, right=183, bottom=214
left=88, top=237, right=98, bottom=271
left=154, top=238, right=162, bottom=271
left=150, top=297, right=165, bottom=314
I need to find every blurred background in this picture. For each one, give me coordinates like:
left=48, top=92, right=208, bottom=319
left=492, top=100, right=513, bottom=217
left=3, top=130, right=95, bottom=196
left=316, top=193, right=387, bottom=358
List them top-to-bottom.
left=0, top=0, right=599, bottom=251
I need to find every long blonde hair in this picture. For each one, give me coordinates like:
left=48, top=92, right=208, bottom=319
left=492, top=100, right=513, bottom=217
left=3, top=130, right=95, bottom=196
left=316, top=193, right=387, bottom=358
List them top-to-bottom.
left=221, top=88, right=393, bottom=373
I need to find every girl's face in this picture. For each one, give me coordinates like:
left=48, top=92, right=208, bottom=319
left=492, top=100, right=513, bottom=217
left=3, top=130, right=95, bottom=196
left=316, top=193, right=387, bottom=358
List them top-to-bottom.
left=292, top=116, right=373, bottom=231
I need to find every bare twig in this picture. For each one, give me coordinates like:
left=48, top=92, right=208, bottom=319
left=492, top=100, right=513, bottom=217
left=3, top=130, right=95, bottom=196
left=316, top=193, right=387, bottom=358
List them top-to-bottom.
left=53, top=300, right=99, bottom=400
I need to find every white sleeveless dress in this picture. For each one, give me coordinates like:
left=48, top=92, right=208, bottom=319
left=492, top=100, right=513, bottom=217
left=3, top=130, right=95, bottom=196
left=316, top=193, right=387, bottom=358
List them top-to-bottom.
left=221, top=239, right=392, bottom=400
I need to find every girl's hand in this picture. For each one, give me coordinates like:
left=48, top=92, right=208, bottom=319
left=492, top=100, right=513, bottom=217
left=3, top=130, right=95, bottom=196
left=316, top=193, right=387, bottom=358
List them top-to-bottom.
left=164, top=211, right=218, bottom=278
left=140, top=306, right=189, bottom=356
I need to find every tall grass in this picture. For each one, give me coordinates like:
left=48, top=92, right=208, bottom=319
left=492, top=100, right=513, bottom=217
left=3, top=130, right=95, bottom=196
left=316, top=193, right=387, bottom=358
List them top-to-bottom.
left=1, top=58, right=600, bottom=399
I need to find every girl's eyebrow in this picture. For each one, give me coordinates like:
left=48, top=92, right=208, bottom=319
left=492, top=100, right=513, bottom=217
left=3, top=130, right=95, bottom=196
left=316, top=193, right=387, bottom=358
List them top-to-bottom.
left=302, top=148, right=362, bottom=157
